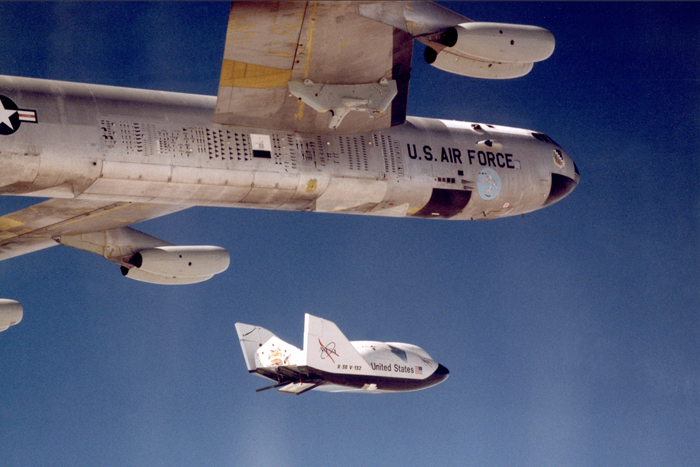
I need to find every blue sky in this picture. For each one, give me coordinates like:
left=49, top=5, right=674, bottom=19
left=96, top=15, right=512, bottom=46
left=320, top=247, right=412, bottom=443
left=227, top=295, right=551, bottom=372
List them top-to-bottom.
left=1, top=2, right=698, bottom=466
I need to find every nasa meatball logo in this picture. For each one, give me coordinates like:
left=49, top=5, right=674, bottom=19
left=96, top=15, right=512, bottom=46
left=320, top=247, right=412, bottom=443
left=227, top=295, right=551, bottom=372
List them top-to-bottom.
left=0, top=95, right=38, bottom=135
left=477, top=168, right=501, bottom=200
left=318, top=339, right=338, bottom=363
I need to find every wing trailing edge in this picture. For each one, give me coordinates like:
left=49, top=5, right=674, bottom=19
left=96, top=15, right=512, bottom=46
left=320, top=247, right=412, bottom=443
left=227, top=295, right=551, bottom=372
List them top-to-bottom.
left=214, top=1, right=413, bottom=134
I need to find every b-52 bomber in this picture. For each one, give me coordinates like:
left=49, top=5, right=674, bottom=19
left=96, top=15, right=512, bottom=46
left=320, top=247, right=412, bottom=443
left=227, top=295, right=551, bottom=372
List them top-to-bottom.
left=0, top=2, right=579, bottom=293
left=236, top=314, right=449, bottom=394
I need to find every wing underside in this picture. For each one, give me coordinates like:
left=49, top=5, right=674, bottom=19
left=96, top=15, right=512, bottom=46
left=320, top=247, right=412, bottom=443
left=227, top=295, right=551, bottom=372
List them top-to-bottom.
left=214, top=1, right=413, bottom=134
left=0, top=199, right=189, bottom=261
left=253, top=366, right=326, bottom=395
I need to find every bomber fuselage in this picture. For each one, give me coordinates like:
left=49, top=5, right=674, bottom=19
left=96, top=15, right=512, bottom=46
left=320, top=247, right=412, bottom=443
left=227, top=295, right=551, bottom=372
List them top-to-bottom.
left=0, top=76, right=578, bottom=221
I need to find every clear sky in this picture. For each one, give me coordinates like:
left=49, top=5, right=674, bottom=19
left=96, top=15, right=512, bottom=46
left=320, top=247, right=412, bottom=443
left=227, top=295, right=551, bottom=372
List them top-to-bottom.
left=1, top=2, right=698, bottom=466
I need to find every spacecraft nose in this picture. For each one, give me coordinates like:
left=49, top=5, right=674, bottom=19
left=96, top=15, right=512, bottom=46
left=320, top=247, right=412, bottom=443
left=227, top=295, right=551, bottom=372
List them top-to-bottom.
left=434, top=363, right=449, bottom=381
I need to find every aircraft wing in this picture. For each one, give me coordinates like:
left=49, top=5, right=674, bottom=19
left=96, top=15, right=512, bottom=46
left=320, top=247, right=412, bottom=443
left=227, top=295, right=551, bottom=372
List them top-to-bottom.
left=214, top=1, right=418, bottom=134
left=214, top=1, right=555, bottom=134
left=0, top=199, right=189, bottom=261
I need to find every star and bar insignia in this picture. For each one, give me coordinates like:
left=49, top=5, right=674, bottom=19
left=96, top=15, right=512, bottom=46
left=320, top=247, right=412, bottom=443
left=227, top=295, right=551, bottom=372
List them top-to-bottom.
left=0, top=95, right=38, bottom=135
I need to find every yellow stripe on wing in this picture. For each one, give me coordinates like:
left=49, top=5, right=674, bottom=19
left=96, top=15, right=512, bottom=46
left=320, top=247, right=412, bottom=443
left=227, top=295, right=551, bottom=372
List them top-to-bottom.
left=295, top=1, right=318, bottom=120
left=219, top=60, right=292, bottom=89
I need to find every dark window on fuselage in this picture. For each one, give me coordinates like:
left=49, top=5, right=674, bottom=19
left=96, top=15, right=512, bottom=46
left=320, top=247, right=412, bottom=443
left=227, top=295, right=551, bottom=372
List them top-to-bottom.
left=531, top=132, right=560, bottom=146
left=253, top=150, right=271, bottom=158
left=388, top=345, right=408, bottom=363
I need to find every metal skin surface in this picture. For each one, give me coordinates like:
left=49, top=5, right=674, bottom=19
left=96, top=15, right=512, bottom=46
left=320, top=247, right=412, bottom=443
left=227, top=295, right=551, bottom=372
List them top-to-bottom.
left=0, top=76, right=577, bottom=222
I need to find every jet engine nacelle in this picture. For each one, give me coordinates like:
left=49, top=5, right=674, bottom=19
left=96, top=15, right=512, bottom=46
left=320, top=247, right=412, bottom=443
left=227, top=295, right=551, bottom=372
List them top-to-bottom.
left=426, top=22, right=555, bottom=79
left=442, top=22, right=555, bottom=63
left=426, top=48, right=534, bottom=79
left=121, top=246, right=230, bottom=285
left=0, top=299, right=23, bottom=332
